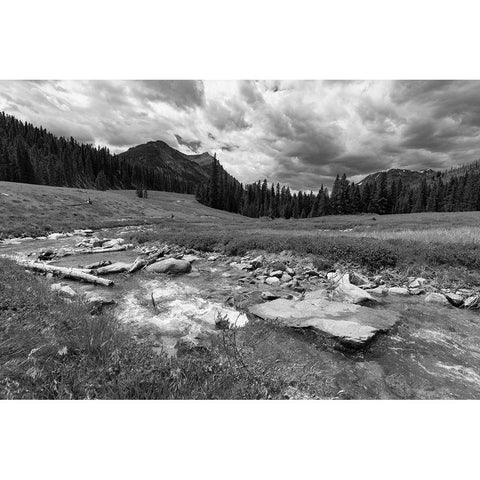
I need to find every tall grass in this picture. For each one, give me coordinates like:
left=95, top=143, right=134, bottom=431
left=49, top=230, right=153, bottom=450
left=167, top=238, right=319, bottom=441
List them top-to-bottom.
left=0, top=258, right=284, bottom=399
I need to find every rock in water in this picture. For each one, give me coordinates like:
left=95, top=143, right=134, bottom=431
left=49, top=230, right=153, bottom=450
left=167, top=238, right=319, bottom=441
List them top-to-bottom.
left=146, top=258, right=192, bottom=274
left=330, top=273, right=376, bottom=305
left=388, top=287, right=409, bottom=296
left=261, top=291, right=279, bottom=301
left=425, top=292, right=450, bottom=306
left=444, top=292, right=464, bottom=307
left=464, top=295, right=480, bottom=309
left=249, top=297, right=400, bottom=348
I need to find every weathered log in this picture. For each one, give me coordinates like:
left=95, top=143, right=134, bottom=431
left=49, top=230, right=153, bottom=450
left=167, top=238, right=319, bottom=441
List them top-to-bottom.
left=75, top=245, right=131, bottom=255
left=128, top=250, right=165, bottom=273
left=20, top=261, right=114, bottom=286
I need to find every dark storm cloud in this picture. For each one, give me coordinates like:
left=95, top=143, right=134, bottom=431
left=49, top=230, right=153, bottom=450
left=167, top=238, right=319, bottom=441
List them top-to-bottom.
left=4, top=80, right=480, bottom=190
left=132, top=80, right=205, bottom=110
left=174, top=134, right=202, bottom=153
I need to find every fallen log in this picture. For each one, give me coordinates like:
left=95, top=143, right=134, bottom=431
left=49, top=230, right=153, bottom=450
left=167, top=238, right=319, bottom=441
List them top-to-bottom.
left=75, top=244, right=132, bottom=255
left=128, top=250, right=165, bottom=273
left=20, top=260, right=114, bottom=287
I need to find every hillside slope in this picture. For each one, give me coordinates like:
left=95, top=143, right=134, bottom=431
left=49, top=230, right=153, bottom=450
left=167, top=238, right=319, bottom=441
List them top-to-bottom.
left=0, top=181, right=247, bottom=239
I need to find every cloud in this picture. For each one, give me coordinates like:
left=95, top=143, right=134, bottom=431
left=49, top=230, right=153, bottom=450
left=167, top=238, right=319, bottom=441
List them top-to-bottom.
left=2, top=80, right=480, bottom=189
left=174, top=134, right=202, bottom=153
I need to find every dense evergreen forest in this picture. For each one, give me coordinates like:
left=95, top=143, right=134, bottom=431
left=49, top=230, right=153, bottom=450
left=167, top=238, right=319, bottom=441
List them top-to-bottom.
left=2, top=111, right=480, bottom=218
left=0, top=112, right=198, bottom=194
left=197, top=162, right=480, bottom=218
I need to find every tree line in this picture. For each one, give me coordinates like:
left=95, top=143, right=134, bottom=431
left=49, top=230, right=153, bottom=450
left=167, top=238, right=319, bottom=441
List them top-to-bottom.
left=0, top=112, right=197, bottom=194
left=197, top=162, right=480, bottom=218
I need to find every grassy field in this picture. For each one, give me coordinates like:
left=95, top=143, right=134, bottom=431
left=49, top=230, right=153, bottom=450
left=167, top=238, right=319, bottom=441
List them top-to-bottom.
left=3, top=180, right=480, bottom=275
left=0, top=181, right=250, bottom=239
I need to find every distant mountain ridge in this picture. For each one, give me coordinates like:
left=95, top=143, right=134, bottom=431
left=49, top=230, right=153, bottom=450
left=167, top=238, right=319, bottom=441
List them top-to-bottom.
left=117, top=140, right=215, bottom=186
left=358, top=162, right=480, bottom=189
left=358, top=168, right=437, bottom=188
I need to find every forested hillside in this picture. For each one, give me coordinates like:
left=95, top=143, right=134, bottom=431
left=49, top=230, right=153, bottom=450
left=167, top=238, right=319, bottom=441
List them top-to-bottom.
left=0, top=112, right=208, bottom=194
left=197, top=164, right=480, bottom=218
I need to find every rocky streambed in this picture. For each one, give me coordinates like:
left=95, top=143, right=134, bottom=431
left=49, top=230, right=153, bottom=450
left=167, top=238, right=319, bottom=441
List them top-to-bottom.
left=2, top=226, right=480, bottom=399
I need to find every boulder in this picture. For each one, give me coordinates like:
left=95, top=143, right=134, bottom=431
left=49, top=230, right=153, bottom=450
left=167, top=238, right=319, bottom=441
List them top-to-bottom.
left=101, top=238, right=125, bottom=249
left=145, top=258, right=192, bottom=274
left=96, top=262, right=132, bottom=275
left=270, top=270, right=284, bottom=278
left=281, top=273, right=293, bottom=283
left=330, top=273, right=376, bottom=305
left=265, top=276, right=281, bottom=286
left=51, top=283, right=76, bottom=297
left=388, top=287, right=409, bottom=296
left=425, top=292, right=450, bottom=306
left=445, top=292, right=464, bottom=307
left=249, top=296, right=401, bottom=349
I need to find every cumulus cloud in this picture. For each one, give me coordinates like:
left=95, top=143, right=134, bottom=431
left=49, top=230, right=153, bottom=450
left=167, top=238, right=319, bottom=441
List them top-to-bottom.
left=1, top=79, right=480, bottom=189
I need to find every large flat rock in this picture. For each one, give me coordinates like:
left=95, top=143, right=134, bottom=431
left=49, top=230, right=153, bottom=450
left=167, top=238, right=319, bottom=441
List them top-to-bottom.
left=248, top=295, right=400, bottom=348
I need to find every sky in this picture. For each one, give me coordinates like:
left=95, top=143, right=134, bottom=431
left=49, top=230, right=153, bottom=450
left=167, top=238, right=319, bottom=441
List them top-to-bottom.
left=1, top=80, right=480, bottom=190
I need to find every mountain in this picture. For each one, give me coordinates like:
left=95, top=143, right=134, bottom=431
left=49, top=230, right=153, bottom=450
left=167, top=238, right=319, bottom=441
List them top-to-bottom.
left=0, top=112, right=227, bottom=195
left=117, top=140, right=215, bottom=186
left=358, top=168, right=438, bottom=188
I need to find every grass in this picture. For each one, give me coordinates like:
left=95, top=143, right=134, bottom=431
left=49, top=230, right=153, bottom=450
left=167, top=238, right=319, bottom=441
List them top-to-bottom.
left=0, top=258, right=285, bottom=399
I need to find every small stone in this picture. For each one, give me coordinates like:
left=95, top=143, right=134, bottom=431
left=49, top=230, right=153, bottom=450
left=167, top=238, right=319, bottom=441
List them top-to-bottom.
left=251, top=255, right=263, bottom=268
left=285, top=266, right=295, bottom=276
left=270, top=270, right=283, bottom=278
left=265, top=276, right=281, bottom=285
left=408, top=277, right=428, bottom=289
left=51, top=284, right=76, bottom=297
left=408, top=287, right=425, bottom=295
left=261, top=291, right=279, bottom=301
left=425, top=292, right=450, bottom=306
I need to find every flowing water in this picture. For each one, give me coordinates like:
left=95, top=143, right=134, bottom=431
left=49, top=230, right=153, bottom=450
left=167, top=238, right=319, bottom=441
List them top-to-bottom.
left=2, top=227, right=480, bottom=399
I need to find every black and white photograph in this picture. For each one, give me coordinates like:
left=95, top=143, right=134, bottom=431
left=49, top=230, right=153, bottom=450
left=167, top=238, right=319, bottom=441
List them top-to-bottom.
left=1, top=1, right=478, bottom=479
